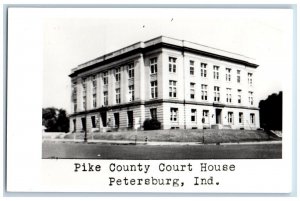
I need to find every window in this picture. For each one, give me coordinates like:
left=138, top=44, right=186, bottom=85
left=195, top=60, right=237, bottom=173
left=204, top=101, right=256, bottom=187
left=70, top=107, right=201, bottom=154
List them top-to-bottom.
left=150, top=57, right=158, bottom=74
left=169, top=57, right=177, bottom=73
left=190, top=60, right=194, bottom=75
left=128, top=63, right=134, bottom=79
left=201, top=63, right=207, bottom=77
left=213, top=66, right=219, bottom=80
left=115, top=68, right=121, bottom=82
left=226, top=68, right=231, bottom=81
left=237, top=70, right=241, bottom=83
left=103, top=72, right=108, bottom=85
left=248, top=73, right=253, bottom=86
left=92, top=75, right=97, bottom=108
left=92, top=75, right=97, bottom=91
left=82, top=78, right=87, bottom=110
left=82, top=79, right=86, bottom=95
left=169, top=80, right=177, bottom=98
left=150, top=81, right=158, bottom=99
left=72, top=82, right=77, bottom=112
left=72, top=82, right=77, bottom=101
left=190, top=83, right=195, bottom=99
left=201, top=84, right=208, bottom=101
left=129, top=85, right=134, bottom=102
left=214, top=86, right=220, bottom=102
left=116, top=88, right=121, bottom=104
left=226, top=88, right=232, bottom=103
left=237, top=89, right=242, bottom=104
left=103, top=91, right=108, bottom=106
left=248, top=91, right=254, bottom=105
left=92, top=94, right=96, bottom=108
left=73, top=103, right=77, bottom=113
left=150, top=108, right=157, bottom=119
left=170, top=108, right=178, bottom=122
left=191, top=109, right=197, bottom=122
left=127, top=111, right=134, bottom=128
left=228, top=112, right=233, bottom=124
left=239, top=112, right=243, bottom=124
left=114, top=113, right=120, bottom=128
left=250, top=113, right=255, bottom=124
left=91, top=116, right=96, bottom=128
left=81, top=117, right=86, bottom=131
left=73, top=119, right=76, bottom=132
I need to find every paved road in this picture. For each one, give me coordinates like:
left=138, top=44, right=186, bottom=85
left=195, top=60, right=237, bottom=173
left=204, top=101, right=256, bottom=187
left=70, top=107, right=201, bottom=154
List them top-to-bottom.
left=42, top=141, right=282, bottom=159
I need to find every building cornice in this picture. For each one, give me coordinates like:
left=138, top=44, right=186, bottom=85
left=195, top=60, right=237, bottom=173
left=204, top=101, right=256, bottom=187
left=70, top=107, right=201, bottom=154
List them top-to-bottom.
left=69, top=36, right=259, bottom=78
left=162, top=43, right=259, bottom=68
left=69, top=47, right=144, bottom=78
left=69, top=99, right=259, bottom=117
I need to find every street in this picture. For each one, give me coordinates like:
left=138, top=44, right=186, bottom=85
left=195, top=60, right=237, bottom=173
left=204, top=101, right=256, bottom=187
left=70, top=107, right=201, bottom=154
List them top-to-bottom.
left=42, top=141, right=282, bottom=159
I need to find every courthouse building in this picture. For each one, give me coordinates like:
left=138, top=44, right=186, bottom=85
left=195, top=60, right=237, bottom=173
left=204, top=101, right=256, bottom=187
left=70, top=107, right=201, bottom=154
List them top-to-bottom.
left=69, top=36, right=260, bottom=132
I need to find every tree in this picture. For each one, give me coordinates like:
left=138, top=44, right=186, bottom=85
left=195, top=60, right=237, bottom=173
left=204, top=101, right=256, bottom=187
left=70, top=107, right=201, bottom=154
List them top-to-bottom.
left=259, top=91, right=282, bottom=131
left=42, top=107, right=69, bottom=132
left=56, top=109, right=70, bottom=133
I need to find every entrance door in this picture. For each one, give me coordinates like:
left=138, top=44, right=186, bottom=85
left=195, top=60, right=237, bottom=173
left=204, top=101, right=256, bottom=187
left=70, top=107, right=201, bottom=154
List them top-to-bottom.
left=215, top=109, right=222, bottom=124
left=202, top=110, right=209, bottom=125
left=100, top=112, right=107, bottom=127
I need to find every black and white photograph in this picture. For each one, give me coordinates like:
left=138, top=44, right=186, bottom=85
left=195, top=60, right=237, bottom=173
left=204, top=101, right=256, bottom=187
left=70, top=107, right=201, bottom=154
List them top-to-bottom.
left=5, top=5, right=296, bottom=194
left=41, top=8, right=286, bottom=160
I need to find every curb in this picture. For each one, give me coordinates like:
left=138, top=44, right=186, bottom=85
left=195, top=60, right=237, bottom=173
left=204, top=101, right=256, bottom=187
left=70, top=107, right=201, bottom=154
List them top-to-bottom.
left=43, top=138, right=282, bottom=146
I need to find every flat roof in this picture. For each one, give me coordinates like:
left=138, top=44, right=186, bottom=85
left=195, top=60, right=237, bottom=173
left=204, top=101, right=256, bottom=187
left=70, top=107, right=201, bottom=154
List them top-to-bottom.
left=70, top=36, right=258, bottom=76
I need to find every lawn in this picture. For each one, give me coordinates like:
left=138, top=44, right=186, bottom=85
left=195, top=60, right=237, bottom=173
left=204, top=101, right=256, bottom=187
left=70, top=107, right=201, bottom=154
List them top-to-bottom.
left=62, top=129, right=280, bottom=144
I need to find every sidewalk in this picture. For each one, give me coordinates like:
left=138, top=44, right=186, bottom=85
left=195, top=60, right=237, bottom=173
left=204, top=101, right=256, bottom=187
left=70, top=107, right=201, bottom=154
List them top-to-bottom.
left=43, top=138, right=282, bottom=146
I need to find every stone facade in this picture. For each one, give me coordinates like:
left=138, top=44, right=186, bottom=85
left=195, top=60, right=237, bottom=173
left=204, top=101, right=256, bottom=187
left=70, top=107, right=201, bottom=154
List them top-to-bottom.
left=69, top=36, right=260, bottom=133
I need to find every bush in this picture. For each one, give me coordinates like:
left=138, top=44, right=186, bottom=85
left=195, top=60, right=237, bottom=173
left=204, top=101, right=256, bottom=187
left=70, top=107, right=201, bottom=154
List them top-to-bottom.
left=143, top=118, right=161, bottom=130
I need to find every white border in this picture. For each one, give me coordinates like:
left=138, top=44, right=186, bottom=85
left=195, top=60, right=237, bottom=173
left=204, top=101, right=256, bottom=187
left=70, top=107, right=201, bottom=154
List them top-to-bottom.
left=1, top=1, right=298, bottom=199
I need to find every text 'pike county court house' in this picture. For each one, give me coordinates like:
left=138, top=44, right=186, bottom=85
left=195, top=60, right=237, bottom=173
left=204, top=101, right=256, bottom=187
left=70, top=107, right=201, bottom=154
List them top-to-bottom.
left=69, top=36, right=260, bottom=132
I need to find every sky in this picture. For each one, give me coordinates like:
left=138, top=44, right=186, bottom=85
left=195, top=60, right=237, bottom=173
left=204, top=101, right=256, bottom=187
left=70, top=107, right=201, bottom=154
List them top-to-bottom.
left=43, top=8, right=293, bottom=113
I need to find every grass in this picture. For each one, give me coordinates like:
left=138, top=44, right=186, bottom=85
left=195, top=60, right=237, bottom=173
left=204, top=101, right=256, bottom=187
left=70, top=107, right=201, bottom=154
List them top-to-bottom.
left=62, top=129, right=280, bottom=144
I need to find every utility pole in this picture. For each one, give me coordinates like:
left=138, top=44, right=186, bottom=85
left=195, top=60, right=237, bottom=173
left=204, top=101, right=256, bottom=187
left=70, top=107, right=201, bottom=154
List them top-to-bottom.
left=84, top=97, right=87, bottom=143
left=84, top=112, right=87, bottom=142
